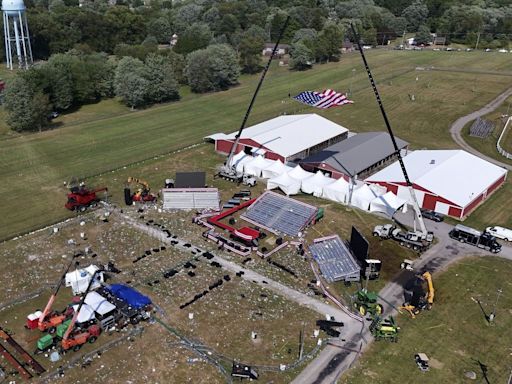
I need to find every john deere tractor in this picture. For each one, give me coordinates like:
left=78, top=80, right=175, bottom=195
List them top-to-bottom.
left=353, top=290, right=383, bottom=316
left=370, top=316, right=399, bottom=342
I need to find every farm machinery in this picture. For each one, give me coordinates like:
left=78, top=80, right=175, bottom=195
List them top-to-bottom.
left=124, top=177, right=157, bottom=205
left=65, top=183, right=108, bottom=212
left=26, top=257, right=78, bottom=334
left=36, top=269, right=103, bottom=353
left=400, top=271, right=435, bottom=318
left=353, top=290, right=383, bottom=316
left=370, top=316, right=399, bottom=342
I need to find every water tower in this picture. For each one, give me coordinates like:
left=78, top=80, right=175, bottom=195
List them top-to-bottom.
left=2, top=0, right=33, bottom=70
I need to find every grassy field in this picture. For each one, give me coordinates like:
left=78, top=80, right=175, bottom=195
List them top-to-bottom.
left=1, top=50, right=512, bottom=240
left=341, top=257, right=512, bottom=384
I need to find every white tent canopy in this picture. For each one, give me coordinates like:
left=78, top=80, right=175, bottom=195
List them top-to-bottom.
left=230, top=151, right=253, bottom=173
left=244, top=155, right=274, bottom=177
left=261, top=159, right=293, bottom=179
left=287, top=165, right=315, bottom=181
left=301, top=171, right=335, bottom=196
left=267, top=172, right=301, bottom=195
left=321, top=177, right=351, bottom=204
left=352, top=184, right=384, bottom=211
left=369, top=191, right=407, bottom=217
left=65, top=265, right=104, bottom=295
left=84, top=291, right=116, bottom=316
left=72, top=303, right=96, bottom=323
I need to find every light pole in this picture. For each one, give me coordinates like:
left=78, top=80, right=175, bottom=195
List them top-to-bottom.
left=488, top=288, right=503, bottom=323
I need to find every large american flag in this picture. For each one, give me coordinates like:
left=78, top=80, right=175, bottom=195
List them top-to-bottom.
left=293, top=89, right=353, bottom=109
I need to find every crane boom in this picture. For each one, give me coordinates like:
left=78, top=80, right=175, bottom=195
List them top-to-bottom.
left=224, top=16, right=290, bottom=170
left=350, top=24, right=428, bottom=237
left=38, top=256, right=77, bottom=328
left=62, top=269, right=102, bottom=342
left=422, top=271, right=434, bottom=306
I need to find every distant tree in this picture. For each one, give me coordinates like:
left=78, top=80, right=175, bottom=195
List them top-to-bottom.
left=402, top=0, right=429, bottom=32
left=173, top=3, right=203, bottom=33
left=147, top=17, right=173, bottom=44
left=318, top=22, right=344, bottom=60
left=173, top=23, right=213, bottom=55
left=414, top=24, right=432, bottom=45
left=245, top=25, right=268, bottom=41
left=292, top=28, right=318, bottom=44
left=361, top=28, right=378, bottom=46
left=238, top=34, right=264, bottom=74
left=289, top=41, right=314, bottom=71
left=113, top=43, right=157, bottom=61
left=185, top=44, right=240, bottom=93
left=162, top=50, right=186, bottom=84
left=45, top=54, right=76, bottom=110
left=144, top=54, right=180, bottom=103
left=114, top=56, right=148, bottom=109
left=4, top=77, right=51, bottom=132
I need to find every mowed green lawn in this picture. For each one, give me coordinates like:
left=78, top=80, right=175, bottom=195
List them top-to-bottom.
left=1, top=50, right=512, bottom=240
left=341, top=257, right=512, bottom=384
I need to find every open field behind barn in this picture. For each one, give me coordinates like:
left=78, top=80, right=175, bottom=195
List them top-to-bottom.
left=1, top=50, right=512, bottom=240
left=341, top=257, right=512, bottom=384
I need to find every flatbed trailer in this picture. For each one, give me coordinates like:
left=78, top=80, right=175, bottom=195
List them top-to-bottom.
left=0, top=328, right=45, bottom=375
left=0, top=343, right=32, bottom=380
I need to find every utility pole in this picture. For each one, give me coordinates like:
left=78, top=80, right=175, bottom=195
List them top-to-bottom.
left=401, top=29, right=406, bottom=48
left=475, top=31, right=481, bottom=50
left=488, top=287, right=502, bottom=323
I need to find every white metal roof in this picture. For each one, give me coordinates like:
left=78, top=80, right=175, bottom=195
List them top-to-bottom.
left=221, top=114, right=349, bottom=158
left=366, top=150, right=507, bottom=207
left=85, top=291, right=116, bottom=316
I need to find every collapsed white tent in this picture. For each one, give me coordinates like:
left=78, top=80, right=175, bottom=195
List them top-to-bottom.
left=230, top=151, right=253, bottom=173
left=244, top=155, right=274, bottom=177
left=261, top=159, right=293, bottom=179
left=287, top=165, right=315, bottom=181
left=301, top=171, right=335, bottom=196
left=267, top=172, right=301, bottom=195
left=321, top=177, right=351, bottom=203
left=352, top=183, right=384, bottom=211
left=369, top=191, right=407, bottom=217
left=72, top=303, right=96, bottom=323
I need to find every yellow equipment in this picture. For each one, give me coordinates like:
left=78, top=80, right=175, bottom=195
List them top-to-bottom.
left=125, top=177, right=156, bottom=204
left=399, top=271, right=434, bottom=318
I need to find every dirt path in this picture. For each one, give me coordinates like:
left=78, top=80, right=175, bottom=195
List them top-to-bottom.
left=450, top=86, right=512, bottom=170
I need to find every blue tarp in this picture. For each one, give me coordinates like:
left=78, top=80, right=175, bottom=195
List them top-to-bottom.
left=107, top=284, right=152, bottom=309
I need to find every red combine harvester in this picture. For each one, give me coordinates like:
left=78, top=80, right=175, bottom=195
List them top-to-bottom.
left=65, top=185, right=108, bottom=211
left=26, top=257, right=77, bottom=333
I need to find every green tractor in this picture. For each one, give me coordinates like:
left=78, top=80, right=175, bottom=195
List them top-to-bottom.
left=353, top=290, right=383, bottom=316
left=370, top=316, right=399, bottom=342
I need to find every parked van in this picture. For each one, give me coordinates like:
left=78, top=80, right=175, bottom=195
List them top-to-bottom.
left=485, top=226, right=512, bottom=241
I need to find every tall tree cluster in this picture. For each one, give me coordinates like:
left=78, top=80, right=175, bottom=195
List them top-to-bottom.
left=3, top=0, right=512, bottom=131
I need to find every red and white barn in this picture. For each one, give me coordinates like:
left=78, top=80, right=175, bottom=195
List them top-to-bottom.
left=205, top=114, right=349, bottom=163
left=366, top=150, right=507, bottom=219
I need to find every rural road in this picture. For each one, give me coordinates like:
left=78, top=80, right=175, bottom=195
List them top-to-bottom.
left=450, top=86, right=512, bottom=171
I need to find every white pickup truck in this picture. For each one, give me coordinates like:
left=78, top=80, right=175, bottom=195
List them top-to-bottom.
left=485, top=226, right=512, bottom=242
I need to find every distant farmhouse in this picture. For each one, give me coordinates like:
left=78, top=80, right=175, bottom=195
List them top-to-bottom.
left=262, top=43, right=290, bottom=57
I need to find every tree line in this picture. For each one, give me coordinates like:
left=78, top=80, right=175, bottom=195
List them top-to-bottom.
left=2, top=0, right=512, bottom=131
